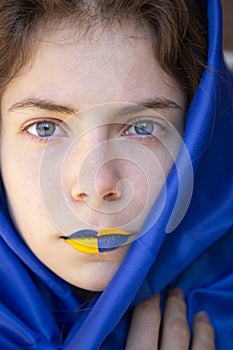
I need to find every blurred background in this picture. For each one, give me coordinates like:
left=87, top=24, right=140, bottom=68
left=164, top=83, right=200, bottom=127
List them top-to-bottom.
left=221, top=0, right=233, bottom=70
left=222, top=0, right=233, bottom=50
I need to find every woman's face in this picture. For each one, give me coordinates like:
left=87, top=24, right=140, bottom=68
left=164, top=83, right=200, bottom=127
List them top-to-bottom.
left=0, top=22, right=185, bottom=291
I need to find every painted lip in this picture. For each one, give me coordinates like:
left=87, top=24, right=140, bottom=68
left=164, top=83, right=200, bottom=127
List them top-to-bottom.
left=61, top=227, right=135, bottom=254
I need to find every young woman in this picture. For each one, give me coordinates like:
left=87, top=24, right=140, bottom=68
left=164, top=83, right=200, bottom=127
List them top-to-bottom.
left=0, top=0, right=232, bottom=348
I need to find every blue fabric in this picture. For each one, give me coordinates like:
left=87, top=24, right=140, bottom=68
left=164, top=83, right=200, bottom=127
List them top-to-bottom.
left=0, top=0, right=233, bottom=349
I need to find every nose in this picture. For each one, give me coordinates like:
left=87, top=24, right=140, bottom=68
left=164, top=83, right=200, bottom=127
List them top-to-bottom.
left=69, top=130, right=122, bottom=204
left=71, top=161, right=122, bottom=203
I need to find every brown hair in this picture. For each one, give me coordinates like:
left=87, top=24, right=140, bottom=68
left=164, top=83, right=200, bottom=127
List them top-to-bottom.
left=0, top=0, right=207, bottom=104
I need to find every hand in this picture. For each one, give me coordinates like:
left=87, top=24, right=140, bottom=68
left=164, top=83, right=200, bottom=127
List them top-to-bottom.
left=125, top=289, right=215, bottom=350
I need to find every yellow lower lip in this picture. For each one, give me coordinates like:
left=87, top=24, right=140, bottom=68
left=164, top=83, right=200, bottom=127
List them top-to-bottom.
left=65, top=236, right=99, bottom=254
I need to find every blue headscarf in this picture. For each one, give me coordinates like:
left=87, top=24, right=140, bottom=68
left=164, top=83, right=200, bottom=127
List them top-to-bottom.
left=0, top=0, right=232, bottom=349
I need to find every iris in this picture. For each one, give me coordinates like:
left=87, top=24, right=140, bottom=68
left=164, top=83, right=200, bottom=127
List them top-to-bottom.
left=134, top=121, right=154, bottom=135
left=36, top=122, right=56, bottom=137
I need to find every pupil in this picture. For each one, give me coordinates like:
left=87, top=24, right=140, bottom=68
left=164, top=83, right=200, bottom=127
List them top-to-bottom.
left=135, top=121, right=153, bottom=135
left=36, top=122, right=55, bottom=137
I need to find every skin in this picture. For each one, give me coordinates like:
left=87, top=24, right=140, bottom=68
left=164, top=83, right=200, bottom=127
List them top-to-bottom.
left=0, top=22, right=185, bottom=291
left=126, top=290, right=215, bottom=350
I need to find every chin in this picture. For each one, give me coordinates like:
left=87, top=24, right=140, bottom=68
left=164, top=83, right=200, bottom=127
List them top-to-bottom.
left=55, top=241, right=132, bottom=292
left=68, top=256, right=125, bottom=292
left=71, top=272, right=115, bottom=292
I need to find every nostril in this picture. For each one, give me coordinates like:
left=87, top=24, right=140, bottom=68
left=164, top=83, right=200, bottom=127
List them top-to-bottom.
left=72, top=192, right=88, bottom=202
left=103, top=192, right=119, bottom=202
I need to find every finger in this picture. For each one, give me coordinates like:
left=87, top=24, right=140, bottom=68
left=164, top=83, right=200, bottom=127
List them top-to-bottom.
left=160, top=288, right=190, bottom=350
left=125, top=293, right=161, bottom=350
left=191, top=311, right=215, bottom=350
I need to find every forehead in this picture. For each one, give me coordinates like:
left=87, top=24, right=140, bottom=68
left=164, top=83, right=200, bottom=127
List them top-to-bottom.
left=1, top=21, right=184, bottom=113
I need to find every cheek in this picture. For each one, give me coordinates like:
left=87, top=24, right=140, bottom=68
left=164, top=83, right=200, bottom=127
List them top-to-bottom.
left=134, top=142, right=176, bottom=211
left=1, top=145, right=46, bottom=233
left=2, top=146, right=40, bottom=194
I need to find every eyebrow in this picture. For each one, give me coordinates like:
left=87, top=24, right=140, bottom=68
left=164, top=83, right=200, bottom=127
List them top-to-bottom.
left=8, top=97, right=182, bottom=116
left=8, top=98, right=76, bottom=115
left=113, top=98, right=182, bottom=118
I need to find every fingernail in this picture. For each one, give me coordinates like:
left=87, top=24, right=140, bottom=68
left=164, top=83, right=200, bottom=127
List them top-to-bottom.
left=169, top=288, right=184, bottom=299
left=195, top=311, right=210, bottom=323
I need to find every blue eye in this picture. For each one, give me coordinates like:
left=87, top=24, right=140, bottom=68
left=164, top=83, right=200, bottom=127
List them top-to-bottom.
left=26, top=120, right=67, bottom=138
left=123, top=120, right=162, bottom=137
left=134, top=121, right=154, bottom=135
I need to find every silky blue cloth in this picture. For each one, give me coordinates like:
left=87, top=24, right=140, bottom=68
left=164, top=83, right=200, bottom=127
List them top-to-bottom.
left=0, top=0, right=233, bottom=349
